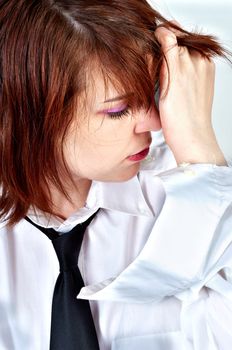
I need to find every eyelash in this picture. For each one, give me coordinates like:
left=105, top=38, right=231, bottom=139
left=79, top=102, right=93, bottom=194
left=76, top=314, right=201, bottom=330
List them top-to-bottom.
left=107, top=108, right=130, bottom=120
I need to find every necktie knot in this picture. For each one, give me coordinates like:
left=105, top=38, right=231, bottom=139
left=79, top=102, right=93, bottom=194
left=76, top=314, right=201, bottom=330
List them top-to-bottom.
left=25, top=210, right=100, bottom=350
left=51, top=229, right=84, bottom=272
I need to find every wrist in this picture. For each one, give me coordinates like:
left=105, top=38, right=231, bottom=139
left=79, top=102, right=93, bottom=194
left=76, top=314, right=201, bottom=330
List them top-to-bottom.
left=169, top=131, right=227, bottom=166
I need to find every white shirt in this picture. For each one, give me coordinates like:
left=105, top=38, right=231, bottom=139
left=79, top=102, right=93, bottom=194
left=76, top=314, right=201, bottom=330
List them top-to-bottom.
left=1, top=131, right=232, bottom=350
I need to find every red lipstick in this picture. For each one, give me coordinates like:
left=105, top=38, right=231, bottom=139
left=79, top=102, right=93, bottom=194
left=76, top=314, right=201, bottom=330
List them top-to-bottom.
left=127, top=147, right=150, bottom=161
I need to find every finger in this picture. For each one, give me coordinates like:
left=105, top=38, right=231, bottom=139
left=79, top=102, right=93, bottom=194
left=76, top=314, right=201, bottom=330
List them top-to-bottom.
left=170, top=19, right=181, bottom=27
left=167, top=20, right=188, bottom=46
left=168, top=20, right=183, bottom=36
left=154, top=26, right=179, bottom=67
left=154, top=26, right=179, bottom=94
left=178, top=46, right=190, bottom=59
left=158, top=59, right=169, bottom=99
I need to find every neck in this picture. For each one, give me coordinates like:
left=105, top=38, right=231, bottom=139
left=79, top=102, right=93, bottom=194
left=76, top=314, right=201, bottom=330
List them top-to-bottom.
left=49, top=178, right=92, bottom=220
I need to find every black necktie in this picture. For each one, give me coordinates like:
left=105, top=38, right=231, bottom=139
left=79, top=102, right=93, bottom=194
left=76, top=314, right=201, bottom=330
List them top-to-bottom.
left=25, top=211, right=100, bottom=350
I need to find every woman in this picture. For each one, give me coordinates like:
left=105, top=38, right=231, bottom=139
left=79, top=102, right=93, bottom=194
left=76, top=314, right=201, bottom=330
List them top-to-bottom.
left=1, top=0, right=232, bottom=349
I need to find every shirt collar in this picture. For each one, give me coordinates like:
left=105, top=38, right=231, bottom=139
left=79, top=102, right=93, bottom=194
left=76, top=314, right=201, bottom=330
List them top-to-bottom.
left=26, top=130, right=173, bottom=231
left=27, top=174, right=154, bottom=232
left=87, top=176, right=154, bottom=217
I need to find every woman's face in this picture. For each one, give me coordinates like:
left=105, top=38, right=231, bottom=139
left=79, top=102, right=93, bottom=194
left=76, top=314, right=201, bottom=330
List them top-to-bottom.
left=63, top=72, right=161, bottom=183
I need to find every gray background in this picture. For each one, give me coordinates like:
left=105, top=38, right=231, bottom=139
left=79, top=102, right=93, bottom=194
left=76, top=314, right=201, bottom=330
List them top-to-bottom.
left=148, top=0, right=232, bottom=159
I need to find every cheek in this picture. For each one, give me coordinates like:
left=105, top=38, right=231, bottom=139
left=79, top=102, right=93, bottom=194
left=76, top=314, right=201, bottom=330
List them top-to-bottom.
left=64, top=117, right=135, bottom=171
left=81, top=120, right=134, bottom=152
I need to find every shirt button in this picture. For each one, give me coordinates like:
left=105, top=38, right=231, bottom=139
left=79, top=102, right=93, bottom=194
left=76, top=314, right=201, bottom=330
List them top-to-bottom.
left=179, top=162, right=196, bottom=176
left=184, top=169, right=196, bottom=176
left=138, top=205, right=148, bottom=215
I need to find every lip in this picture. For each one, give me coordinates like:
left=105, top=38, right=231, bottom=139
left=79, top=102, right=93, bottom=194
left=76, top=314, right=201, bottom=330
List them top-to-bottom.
left=127, top=147, right=150, bottom=162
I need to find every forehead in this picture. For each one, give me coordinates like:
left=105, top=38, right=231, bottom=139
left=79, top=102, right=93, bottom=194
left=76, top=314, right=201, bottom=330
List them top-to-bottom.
left=78, top=51, right=155, bottom=114
left=85, top=67, right=127, bottom=108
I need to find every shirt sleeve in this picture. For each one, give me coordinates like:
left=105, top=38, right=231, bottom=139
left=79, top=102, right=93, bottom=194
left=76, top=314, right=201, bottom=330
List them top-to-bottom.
left=78, top=163, right=232, bottom=349
left=79, top=163, right=232, bottom=300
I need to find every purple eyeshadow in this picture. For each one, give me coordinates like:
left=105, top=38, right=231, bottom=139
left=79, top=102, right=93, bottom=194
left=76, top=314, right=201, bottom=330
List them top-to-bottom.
left=102, top=105, right=127, bottom=114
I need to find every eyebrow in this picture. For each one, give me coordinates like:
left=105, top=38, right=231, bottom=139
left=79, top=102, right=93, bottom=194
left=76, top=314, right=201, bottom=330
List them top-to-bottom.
left=103, top=93, right=133, bottom=103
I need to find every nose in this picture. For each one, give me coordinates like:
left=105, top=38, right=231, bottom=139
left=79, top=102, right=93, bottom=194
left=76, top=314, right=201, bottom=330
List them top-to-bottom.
left=134, top=105, right=161, bottom=134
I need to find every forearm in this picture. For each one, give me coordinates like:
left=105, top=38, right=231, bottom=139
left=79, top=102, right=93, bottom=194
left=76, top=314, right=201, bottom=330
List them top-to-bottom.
left=170, top=127, right=227, bottom=166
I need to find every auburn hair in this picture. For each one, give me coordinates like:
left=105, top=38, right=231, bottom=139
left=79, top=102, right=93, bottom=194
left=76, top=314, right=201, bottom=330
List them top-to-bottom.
left=0, top=0, right=231, bottom=225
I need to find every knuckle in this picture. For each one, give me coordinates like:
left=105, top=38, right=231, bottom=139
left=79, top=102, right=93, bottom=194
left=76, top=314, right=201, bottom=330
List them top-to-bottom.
left=155, top=27, right=177, bottom=47
left=163, top=32, right=177, bottom=46
left=178, top=46, right=188, bottom=56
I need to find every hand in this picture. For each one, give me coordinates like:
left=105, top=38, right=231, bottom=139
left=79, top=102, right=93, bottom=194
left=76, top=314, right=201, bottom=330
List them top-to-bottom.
left=154, top=26, right=226, bottom=165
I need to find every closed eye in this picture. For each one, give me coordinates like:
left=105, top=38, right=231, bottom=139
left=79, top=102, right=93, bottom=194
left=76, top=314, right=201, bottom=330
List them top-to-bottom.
left=107, top=107, right=130, bottom=120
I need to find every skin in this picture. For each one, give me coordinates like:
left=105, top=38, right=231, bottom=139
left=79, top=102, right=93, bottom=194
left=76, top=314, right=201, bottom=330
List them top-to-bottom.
left=154, top=26, right=226, bottom=166
left=51, top=27, right=226, bottom=219
left=52, top=74, right=161, bottom=217
left=63, top=77, right=160, bottom=184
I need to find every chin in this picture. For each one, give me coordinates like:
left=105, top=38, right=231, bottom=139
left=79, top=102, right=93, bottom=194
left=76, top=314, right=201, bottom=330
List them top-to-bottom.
left=105, top=164, right=140, bottom=183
